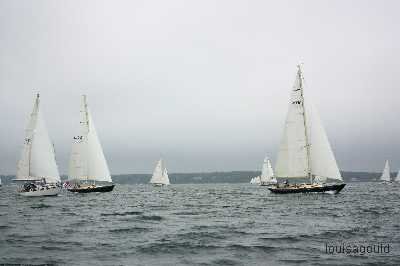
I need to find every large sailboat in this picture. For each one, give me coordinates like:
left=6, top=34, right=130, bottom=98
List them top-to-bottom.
left=268, top=65, right=345, bottom=194
left=14, top=94, right=61, bottom=196
left=67, top=95, right=114, bottom=193
left=259, top=157, right=277, bottom=186
left=150, top=159, right=170, bottom=186
left=380, top=160, right=391, bottom=183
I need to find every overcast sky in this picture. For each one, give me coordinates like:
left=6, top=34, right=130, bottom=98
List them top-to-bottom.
left=0, top=0, right=399, bottom=174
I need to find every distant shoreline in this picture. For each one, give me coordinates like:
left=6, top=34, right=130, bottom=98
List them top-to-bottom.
left=0, top=171, right=385, bottom=184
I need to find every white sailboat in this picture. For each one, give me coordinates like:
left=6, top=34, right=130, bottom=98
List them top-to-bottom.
left=268, top=65, right=345, bottom=194
left=15, top=94, right=61, bottom=196
left=67, top=95, right=114, bottom=193
left=260, top=157, right=277, bottom=186
left=150, top=159, right=170, bottom=186
left=380, top=160, right=391, bottom=183
left=250, top=176, right=261, bottom=185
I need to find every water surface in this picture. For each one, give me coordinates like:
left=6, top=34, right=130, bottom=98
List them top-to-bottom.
left=0, top=183, right=399, bottom=265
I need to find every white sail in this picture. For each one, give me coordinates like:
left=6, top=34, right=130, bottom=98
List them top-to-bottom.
left=275, top=66, right=342, bottom=182
left=275, top=70, right=309, bottom=179
left=16, top=94, right=60, bottom=183
left=68, top=95, right=112, bottom=182
left=306, top=101, right=342, bottom=181
left=260, top=157, right=276, bottom=183
left=150, top=159, right=170, bottom=185
left=380, top=160, right=391, bottom=182
left=162, top=168, right=170, bottom=185
left=395, top=170, right=400, bottom=182
left=250, top=176, right=261, bottom=184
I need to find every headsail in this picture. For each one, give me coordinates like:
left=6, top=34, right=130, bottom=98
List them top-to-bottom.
left=275, top=66, right=342, bottom=182
left=16, top=94, right=60, bottom=183
left=68, top=95, right=112, bottom=182
left=380, top=160, right=391, bottom=182
left=162, top=168, right=170, bottom=185
left=395, top=170, right=400, bottom=182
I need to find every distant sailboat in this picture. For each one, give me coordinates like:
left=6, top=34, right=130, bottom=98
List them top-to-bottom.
left=268, top=65, right=345, bottom=194
left=14, top=94, right=61, bottom=196
left=67, top=95, right=114, bottom=193
left=260, top=157, right=277, bottom=186
left=150, top=159, right=170, bottom=186
left=380, top=160, right=391, bottom=183
left=250, top=176, right=261, bottom=185
left=0, top=177, right=2, bottom=187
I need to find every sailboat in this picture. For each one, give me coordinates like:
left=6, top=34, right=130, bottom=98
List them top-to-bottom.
left=268, top=65, right=345, bottom=194
left=14, top=94, right=61, bottom=196
left=67, top=95, right=114, bottom=193
left=259, top=157, right=277, bottom=186
left=150, top=159, right=170, bottom=186
left=380, top=160, right=391, bottom=183
left=250, top=176, right=261, bottom=185
left=0, top=177, right=2, bottom=187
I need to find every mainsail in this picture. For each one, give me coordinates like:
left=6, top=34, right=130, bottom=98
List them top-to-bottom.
left=275, top=66, right=342, bottom=182
left=16, top=94, right=60, bottom=183
left=68, top=95, right=112, bottom=183
left=150, top=159, right=170, bottom=185
left=380, top=160, right=391, bottom=182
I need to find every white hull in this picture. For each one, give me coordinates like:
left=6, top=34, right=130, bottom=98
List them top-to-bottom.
left=19, top=186, right=61, bottom=197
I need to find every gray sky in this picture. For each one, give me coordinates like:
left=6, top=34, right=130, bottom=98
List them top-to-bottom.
left=0, top=0, right=399, bottom=174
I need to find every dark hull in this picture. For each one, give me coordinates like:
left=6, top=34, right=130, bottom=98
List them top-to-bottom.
left=268, top=183, right=346, bottom=194
left=68, top=184, right=115, bottom=193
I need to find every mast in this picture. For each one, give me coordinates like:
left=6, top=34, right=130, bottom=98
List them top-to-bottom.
left=298, top=65, right=312, bottom=183
left=28, top=93, right=40, bottom=178
left=82, top=95, right=92, bottom=184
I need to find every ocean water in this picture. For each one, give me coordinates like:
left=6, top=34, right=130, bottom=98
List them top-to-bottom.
left=0, top=182, right=399, bottom=266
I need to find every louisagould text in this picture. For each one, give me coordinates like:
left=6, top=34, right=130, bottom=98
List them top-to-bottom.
left=325, top=243, right=390, bottom=255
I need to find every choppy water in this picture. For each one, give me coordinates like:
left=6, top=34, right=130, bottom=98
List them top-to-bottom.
left=0, top=183, right=399, bottom=265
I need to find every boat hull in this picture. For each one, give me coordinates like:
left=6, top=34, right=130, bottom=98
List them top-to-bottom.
left=260, top=181, right=278, bottom=186
left=151, top=183, right=168, bottom=187
left=268, top=183, right=346, bottom=194
left=67, top=184, right=115, bottom=193
left=19, top=186, right=61, bottom=197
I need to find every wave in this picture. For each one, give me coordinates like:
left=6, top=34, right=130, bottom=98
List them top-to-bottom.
left=30, top=203, right=52, bottom=209
left=101, top=211, right=143, bottom=216
left=139, top=215, right=164, bottom=221
left=109, top=227, right=149, bottom=233
left=211, top=258, right=241, bottom=265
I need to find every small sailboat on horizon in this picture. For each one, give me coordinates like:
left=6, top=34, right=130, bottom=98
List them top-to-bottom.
left=268, top=65, right=345, bottom=194
left=14, top=94, right=61, bottom=196
left=67, top=95, right=114, bottom=193
left=250, top=156, right=277, bottom=186
left=259, top=157, right=277, bottom=186
left=150, top=159, right=170, bottom=186
left=380, top=160, right=391, bottom=183
left=250, top=176, right=261, bottom=185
